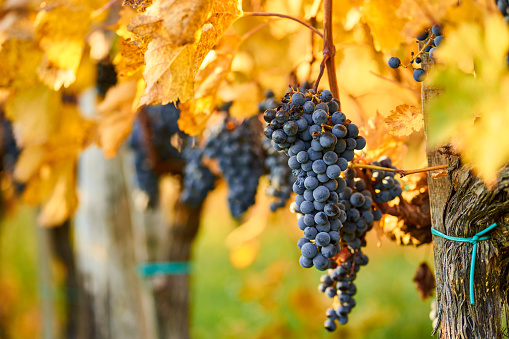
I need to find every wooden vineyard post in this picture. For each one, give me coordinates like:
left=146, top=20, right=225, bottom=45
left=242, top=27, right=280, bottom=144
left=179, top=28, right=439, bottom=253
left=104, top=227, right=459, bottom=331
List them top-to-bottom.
left=422, top=53, right=509, bottom=338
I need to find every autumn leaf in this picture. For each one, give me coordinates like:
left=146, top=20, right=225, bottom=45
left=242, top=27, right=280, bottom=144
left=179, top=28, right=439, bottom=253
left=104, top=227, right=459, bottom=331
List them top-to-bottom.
left=128, top=0, right=242, bottom=105
left=362, top=0, right=408, bottom=52
left=35, top=5, right=92, bottom=90
left=427, top=13, right=509, bottom=182
left=0, top=39, right=43, bottom=90
left=97, top=81, right=139, bottom=157
left=5, top=85, right=61, bottom=146
left=384, top=104, right=422, bottom=137
left=360, top=112, right=408, bottom=167
left=413, top=262, right=435, bottom=300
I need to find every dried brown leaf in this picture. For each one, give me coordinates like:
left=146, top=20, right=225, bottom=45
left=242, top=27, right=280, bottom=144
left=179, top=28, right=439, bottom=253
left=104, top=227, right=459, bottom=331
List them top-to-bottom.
left=384, top=104, right=423, bottom=137
left=413, top=262, right=436, bottom=300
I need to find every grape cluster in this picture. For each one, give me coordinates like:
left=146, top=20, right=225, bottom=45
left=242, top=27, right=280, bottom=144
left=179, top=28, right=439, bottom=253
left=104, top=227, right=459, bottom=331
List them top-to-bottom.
left=498, top=0, right=509, bottom=22
left=388, top=24, right=443, bottom=82
left=96, top=61, right=117, bottom=97
left=263, top=88, right=366, bottom=270
left=258, top=90, right=280, bottom=113
left=128, top=103, right=184, bottom=207
left=0, top=116, right=23, bottom=193
left=204, top=117, right=265, bottom=218
left=263, top=138, right=293, bottom=211
left=180, top=145, right=216, bottom=207
left=369, top=156, right=403, bottom=203
left=316, top=159, right=402, bottom=331
left=321, top=250, right=369, bottom=331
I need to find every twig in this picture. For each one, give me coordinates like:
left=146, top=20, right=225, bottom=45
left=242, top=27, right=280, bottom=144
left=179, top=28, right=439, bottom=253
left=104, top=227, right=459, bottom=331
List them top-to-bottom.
left=91, top=0, right=120, bottom=18
left=313, top=0, right=339, bottom=99
left=322, top=0, right=339, bottom=99
left=243, top=12, right=324, bottom=39
left=241, top=20, right=273, bottom=42
left=313, top=55, right=329, bottom=93
left=369, top=71, right=420, bottom=99
left=351, top=163, right=448, bottom=177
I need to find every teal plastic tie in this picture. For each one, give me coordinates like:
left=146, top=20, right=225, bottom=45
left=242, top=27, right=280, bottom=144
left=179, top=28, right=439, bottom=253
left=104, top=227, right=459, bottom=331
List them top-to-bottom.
left=431, top=222, right=498, bottom=305
left=137, top=262, right=191, bottom=278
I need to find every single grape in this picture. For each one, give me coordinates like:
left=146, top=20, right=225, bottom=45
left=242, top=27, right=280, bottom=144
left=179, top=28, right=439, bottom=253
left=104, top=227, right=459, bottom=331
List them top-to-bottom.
left=388, top=56, right=401, bottom=69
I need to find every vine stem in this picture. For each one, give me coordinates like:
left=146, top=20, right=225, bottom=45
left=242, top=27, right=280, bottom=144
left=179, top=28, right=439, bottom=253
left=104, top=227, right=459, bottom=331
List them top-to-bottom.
left=312, top=0, right=339, bottom=100
left=243, top=12, right=324, bottom=39
left=351, top=163, right=448, bottom=177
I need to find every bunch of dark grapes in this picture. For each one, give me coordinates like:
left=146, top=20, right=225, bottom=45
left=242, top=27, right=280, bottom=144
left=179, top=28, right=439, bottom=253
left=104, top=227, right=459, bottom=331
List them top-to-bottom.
left=498, top=0, right=509, bottom=22
left=388, top=24, right=443, bottom=82
left=96, top=61, right=118, bottom=96
left=263, top=88, right=366, bottom=271
left=258, top=90, right=280, bottom=113
left=259, top=91, right=294, bottom=211
left=128, top=103, right=184, bottom=207
left=0, top=116, right=24, bottom=194
left=204, top=117, right=265, bottom=218
left=263, top=138, right=293, bottom=211
left=180, top=145, right=216, bottom=207
left=369, top=156, right=403, bottom=203
left=317, top=165, right=402, bottom=331
left=320, top=250, right=369, bottom=331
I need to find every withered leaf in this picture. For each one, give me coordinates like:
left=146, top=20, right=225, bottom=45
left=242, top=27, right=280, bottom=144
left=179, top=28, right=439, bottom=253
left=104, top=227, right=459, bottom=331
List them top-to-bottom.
left=385, top=104, right=423, bottom=137
left=413, top=262, right=436, bottom=300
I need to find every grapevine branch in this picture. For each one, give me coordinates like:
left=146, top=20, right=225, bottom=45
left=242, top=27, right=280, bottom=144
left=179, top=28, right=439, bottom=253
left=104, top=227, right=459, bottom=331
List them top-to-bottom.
left=322, top=0, right=339, bottom=99
left=243, top=12, right=324, bottom=39
left=351, top=163, right=448, bottom=177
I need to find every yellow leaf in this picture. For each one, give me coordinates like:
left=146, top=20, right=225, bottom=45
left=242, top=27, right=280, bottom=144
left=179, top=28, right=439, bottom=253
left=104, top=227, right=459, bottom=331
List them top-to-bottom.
left=122, top=0, right=153, bottom=12
left=128, top=0, right=242, bottom=105
left=193, top=0, right=243, bottom=71
left=362, top=0, right=409, bottom=52
left=396, top=0, right=458, bottom=38
left=35, top=5, right=92, bottom=90
left=178, top=34, right=240, bottom=135
left=114, top=38, right=147, bottom=77
left=0, top=39, right=43, bottom=89
left=97, top=81, right=139, bottom=157
left=5, top=85, right=61, bottom=146
left=14, top=103, right=92, bottom=227
left=384, top=104, right=422, bottom=137
left=360, top=112, right=408, bottom=167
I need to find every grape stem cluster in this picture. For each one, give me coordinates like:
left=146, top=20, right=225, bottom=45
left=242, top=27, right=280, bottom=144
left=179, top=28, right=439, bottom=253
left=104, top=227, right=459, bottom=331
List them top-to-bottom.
left=351, top=163, right=448, bottom=178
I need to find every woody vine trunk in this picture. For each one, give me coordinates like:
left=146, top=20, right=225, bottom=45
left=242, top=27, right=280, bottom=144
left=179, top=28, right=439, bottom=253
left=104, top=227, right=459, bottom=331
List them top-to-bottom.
left=423, top=59, right=509, bottom=339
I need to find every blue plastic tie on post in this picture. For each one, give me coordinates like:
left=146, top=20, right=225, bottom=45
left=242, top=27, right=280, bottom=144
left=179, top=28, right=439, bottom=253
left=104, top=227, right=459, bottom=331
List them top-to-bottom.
left=431, top=222, right=498, bottom=305
left=137, top=262, right=191, bottom=278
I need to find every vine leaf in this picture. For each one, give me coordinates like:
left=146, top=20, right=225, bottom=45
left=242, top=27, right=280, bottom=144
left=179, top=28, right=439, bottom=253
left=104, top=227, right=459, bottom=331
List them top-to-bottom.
left=127, top=0, right=242, bottom=106
left=363, top=0, right=409, bottom=52
left=35, top=4, right=92, bottom=90
left=178, top=33, right=242, bottom=136
left=97, top=81, right=140, bottom=158
left=7, top=92, right=95, bottom=227
left=384, top=104, right=423, bottom=137
left=360, top=112, right=408, bottom=167
left=413, top=262, right=436, bottom=300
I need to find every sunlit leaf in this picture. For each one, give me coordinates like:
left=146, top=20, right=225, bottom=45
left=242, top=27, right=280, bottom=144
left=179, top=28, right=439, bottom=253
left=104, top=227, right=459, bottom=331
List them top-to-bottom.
left=35, top=5, right=92, bottom=90
left=427, top=13, right=509, bottom=182
left=97, top=81, right=139, bottom=158
left=384, top=104, right=422, bottom=137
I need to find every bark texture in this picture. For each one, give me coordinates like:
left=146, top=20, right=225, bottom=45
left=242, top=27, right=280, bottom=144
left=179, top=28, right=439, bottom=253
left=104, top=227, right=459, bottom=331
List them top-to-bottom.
left=153, top=197, right=203, bottom=339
